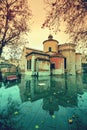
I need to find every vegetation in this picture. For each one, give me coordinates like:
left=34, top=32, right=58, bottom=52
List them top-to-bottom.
left=0, top=0, right=32, bottom=56
left=42, top=0, right=87, bottom=50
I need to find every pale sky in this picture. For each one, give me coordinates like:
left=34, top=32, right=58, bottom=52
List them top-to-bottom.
left=2, top=0, right=70, bottom=59
left=26, top=0, right=70, bottom=51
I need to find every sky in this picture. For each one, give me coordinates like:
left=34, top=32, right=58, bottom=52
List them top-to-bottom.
left=2, top=0, right=70, bottom=59
left=26, top=0, right=69, bottom=51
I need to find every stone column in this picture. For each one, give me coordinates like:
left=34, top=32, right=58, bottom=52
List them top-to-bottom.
left=75, top=53, right=82, bottom=74
left=31, top=55, right=35, bottom=75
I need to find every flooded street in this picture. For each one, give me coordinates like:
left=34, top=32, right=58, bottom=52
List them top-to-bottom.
left=0, top=74, right=87, bottom=130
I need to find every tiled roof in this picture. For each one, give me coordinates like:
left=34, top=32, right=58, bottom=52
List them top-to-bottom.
left=26, top=51, right=50, bottom=57
left=50, top=53, right=65, bottom=58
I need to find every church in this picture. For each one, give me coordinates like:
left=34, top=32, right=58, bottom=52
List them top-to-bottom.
left=19, top=35, right=82, bottom=76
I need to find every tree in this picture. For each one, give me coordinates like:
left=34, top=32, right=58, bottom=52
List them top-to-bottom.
left=0, top=0, right=32, bottom=57
left=42, top=0, right=87, bottom=47
left=2, top=36, right=29, bottom=60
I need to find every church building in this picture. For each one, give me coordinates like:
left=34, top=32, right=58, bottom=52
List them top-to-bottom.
left=19, top=35, right=82, bottom=76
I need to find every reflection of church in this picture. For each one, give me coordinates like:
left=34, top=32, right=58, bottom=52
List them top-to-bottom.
left=19, top=35, right=82, bottom=76
left=19, top=75, right=83, bottom=115
left=19, top=76, right=51, bottom=102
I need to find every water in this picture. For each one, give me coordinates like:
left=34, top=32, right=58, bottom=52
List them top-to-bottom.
left=0, top=74, right=87, bottom=130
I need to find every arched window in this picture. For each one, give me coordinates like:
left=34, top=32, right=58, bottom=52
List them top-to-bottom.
left=49, top=47, right=52, bottom=52
left=27, top=59, right=31, bottom=70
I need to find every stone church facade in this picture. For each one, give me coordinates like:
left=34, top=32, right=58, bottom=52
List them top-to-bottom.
left=19, top=35, right=82, bottom=76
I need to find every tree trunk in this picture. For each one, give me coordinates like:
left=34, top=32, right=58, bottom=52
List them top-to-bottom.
left=0, top=47, right=2, bottom=57
left=0, top=47, right=3, bottom=82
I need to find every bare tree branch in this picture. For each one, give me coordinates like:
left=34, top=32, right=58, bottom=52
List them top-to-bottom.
left=0, top=0, right=32, bottom=56
left=43, top=0, right=87, bottom=42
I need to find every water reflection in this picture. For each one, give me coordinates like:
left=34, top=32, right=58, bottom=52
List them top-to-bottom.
left=0, top=74, right=87, bottom=130
left=19, top=75, right=83, bottom=109
left=19, top=76, right=51, bottom=102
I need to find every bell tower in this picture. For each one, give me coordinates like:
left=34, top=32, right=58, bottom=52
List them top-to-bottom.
left=43, top=35, right=58, bottom=53
left=59, top=43, right=76, bottom=75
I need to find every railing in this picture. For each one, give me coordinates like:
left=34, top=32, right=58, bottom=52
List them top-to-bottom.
left=0, top=64, right=13, bottom=68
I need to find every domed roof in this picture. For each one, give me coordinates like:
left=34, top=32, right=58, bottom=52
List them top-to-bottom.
left=48, top=34, right=53, bottom=40
left=43, top=35, right=58, bottom=44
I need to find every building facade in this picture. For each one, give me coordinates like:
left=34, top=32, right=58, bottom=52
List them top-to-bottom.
left=19, top=35, right=82, bottom=76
